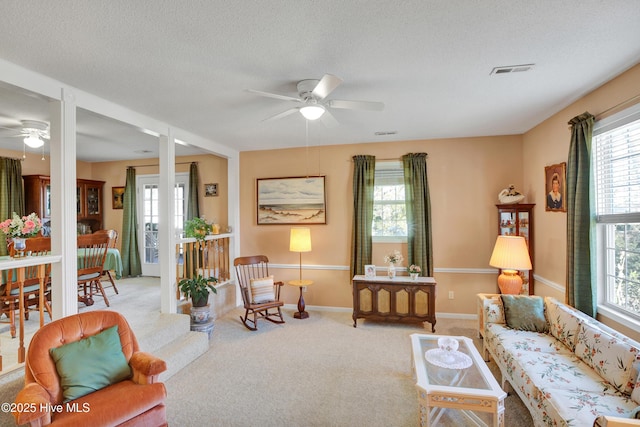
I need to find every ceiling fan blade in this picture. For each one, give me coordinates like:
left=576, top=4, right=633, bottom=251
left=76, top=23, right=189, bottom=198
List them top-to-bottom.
left=312, top=74, right=343, bottom=100
left=246, top=89, right=301, bottom=103
left=327, top=99, right=384, bottom=111
left=262, top=108, right=299, bottom=122
left=319, top=109, right=339, bottom=128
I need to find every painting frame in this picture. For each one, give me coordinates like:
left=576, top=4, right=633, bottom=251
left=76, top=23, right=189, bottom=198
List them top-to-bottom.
left=544, top=162, right=567, bottom=212
left=257, top=176, right=326, bottom=225
left=204, top=183, right=218, bottom=197
left=112, top=186, right=125, bottom=210
left=364, top=265, right=376, bottom=278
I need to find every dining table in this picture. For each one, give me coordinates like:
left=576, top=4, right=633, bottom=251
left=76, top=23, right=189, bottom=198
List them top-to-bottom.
left=76, top=247, right=123, bottom=278
left=0, top=254, right=61, bottom=367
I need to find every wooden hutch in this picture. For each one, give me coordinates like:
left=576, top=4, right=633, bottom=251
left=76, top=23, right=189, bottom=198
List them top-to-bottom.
left=23, top=175, right=105, bottom=236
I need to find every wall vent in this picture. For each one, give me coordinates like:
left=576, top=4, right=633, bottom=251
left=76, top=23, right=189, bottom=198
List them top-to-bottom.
left=490, top=64, right=535, bottom=75
left=374, top=131, right=398, bottom=136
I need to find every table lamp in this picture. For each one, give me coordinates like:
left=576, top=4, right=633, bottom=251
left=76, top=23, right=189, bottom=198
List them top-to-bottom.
left=290, top=227, right=312, bottom=281
left=489, top=235, right=532, bottom=294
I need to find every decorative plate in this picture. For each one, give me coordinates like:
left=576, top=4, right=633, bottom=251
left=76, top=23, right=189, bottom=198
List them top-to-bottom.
left=425, top=349, right=472, bottom=369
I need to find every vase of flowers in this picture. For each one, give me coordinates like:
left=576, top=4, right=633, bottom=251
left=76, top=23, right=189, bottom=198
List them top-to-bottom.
left=0, top=212, right=42, bottom=257
left=383, top=250, right=403, bottom=279
left=408, top=264, right=421, bottom=280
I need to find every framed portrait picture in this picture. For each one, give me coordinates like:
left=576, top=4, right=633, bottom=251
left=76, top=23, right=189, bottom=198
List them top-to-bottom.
left=544, top=162, right=566, bottom=212
left=257, top=176, right=326, bottom=225
left=205, top=183, right=218, bottom=197
left=112, top=187, right=125, bottom=210
left=364, top=265, right=376, bottom=278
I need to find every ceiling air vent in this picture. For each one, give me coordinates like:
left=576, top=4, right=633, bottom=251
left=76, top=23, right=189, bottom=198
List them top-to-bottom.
left=490, top=64, right=535, bottom=75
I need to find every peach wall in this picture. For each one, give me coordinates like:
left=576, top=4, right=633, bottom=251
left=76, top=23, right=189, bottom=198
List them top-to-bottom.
left=523, top=63, right=640, bottom=297
left=523, top=63, right=640, bottom=340
left=239, top=135, right=523, bottom=313
left=1, top=148, right=227, bottom=251
left=91, top=154, right=228, bottom=245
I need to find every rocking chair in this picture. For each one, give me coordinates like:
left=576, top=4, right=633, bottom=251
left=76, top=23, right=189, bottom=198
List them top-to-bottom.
left=234, top=255, right=285, bottom=331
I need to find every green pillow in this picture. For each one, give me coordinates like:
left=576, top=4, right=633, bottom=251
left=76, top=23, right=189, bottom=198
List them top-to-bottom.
left=501, top=295, right=548, bottom=333
left=50, top=325, right=131, bottom=402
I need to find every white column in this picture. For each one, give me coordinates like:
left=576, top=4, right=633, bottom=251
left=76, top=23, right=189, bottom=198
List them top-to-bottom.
left=49, top=88, right=78, bottom=318
left=159, top=132, right=176, bottom=313
left=227, top=154, right=242, bottom=306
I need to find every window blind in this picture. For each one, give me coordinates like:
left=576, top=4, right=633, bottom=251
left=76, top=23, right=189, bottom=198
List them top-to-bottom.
left=594, top=108, right=640, bottom=220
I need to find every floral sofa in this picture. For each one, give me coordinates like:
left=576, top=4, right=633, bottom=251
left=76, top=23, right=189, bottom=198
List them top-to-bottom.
left=479, top=294, right=640, bottom=426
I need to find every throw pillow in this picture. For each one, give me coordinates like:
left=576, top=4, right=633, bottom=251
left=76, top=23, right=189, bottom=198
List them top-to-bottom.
left=250, top=275, right=275, bottom=304
left=500, top=295, right=548, bottom=333
left=574, top=323, right=638, bottom=394
left=50, top=325, right=131, bottom=402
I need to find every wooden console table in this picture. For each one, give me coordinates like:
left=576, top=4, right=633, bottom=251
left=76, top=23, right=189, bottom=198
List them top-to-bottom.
left=352, top=275, right=437, bottom=331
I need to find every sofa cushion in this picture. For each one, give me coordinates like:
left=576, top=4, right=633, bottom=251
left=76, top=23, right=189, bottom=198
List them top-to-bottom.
left=249, top=275, right=275, bottom=304
left=501, top=295, right=548, bottom=332
left=545, top=297, right=582, bottom=351
left=574, top=322, right=638, bottom=395
left=50, top=325, right=132, bottom=402
left=51, top=380, right=166, bottom=425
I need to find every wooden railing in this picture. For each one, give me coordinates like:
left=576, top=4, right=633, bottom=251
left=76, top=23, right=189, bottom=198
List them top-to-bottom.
left=175, top=234, right=232, bottom=295
left=0, top=254, right=61, bottom=371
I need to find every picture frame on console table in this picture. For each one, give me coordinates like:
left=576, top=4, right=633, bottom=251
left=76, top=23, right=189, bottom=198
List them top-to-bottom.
left=256, top=176, right=326, bottom=225
left=364, top=265, right=376, bottom=278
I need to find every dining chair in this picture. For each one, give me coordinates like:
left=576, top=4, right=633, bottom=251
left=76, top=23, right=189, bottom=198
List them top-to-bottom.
left=94, top=229, right=119, bottom=294
left=77, top=233, right=110, bottom=306
left=1, top=237, right=53, bottom=338
left=234, top=255, right=285, bottom=331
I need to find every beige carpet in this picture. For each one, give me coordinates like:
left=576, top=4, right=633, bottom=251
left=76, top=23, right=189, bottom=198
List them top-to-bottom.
left=0, top=279, right=533, bottom=426
left=165, top=308, right=533, bottom=427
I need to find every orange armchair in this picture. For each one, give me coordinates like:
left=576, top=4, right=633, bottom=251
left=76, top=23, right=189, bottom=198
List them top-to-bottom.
left=13, top=310, right=167, bottom=426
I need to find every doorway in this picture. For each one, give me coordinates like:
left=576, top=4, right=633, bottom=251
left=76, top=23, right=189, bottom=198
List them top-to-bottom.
left=136, top=173, right=188, bottom=276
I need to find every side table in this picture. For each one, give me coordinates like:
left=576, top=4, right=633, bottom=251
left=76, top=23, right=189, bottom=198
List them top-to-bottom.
left=288, top=279, right=313, bottom=319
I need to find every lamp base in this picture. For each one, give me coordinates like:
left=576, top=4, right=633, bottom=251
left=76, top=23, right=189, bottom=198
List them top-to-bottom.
left=497, top=270, right=523, bottom=294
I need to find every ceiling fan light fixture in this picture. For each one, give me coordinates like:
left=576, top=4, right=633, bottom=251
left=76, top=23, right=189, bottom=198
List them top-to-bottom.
left=300, top=105, right=325, bottom=120
left=24, top=134, right=44, bottom=148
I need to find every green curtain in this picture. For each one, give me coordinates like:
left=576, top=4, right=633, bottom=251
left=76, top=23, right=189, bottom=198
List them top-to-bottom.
left=566, top=112, right=596, bottom=316
left=402, top=153, right=433, bottom=276
left=350, top=155, right=375, bottom=279
left=0, top=157, right=24, bottom=256
left=187, top=162, right=200, bottom=221
left=121, top=167, right=142, bottom=277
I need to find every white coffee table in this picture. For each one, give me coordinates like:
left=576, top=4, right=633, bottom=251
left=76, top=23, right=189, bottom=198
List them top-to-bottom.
left=410, top=334, right=506, bottom=427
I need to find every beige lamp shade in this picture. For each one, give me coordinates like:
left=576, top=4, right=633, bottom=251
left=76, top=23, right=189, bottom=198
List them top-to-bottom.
left=290, top=227, right=312, bottom=252
left=489, top=235, right=532, bottom=294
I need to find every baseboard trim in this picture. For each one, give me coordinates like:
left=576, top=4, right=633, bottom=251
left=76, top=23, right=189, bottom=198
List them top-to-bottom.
left=283, top=304, right=478, bottom=320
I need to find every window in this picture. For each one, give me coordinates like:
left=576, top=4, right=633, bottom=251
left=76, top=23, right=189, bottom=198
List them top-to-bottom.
left=594, top=103, right=640, bottom=320
left=373, top=161, right=407, bottom=240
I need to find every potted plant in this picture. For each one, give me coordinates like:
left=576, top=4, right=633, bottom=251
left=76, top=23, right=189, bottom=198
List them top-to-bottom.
left=184, top=217, right=211, bottom=240
left=408, top=264, right=421, bottom=280
left=179, top=274, right=218, bottom=323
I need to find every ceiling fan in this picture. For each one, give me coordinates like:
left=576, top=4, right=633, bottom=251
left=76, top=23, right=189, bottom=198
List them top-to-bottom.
left=247, top=74, right=384, bottom=125
left=0, top=119, right=50, bottom=148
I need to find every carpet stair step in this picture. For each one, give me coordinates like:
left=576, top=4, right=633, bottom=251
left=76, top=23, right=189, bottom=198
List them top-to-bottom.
left=132, top=313, right=191, bottom=354
left=156, top=331, right=210, bottom=381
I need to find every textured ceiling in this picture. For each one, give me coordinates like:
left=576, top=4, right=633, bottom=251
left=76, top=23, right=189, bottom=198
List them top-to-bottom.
left=0, top=1, right=639, bottom=161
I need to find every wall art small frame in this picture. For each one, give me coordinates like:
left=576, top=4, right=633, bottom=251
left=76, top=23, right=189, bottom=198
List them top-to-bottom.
left=544, top=162, right=566, bottom=212
left=257, top=176, right=326, bottom=225
left=205, top=183, right=218, bottom=197
left=112, top=187, right=125, bottom=210
left=364, top=265, right=376, bottom=278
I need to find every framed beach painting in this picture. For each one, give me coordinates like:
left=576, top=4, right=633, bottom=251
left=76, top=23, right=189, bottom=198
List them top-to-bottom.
left=257, top=176, right=326, bottom=225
